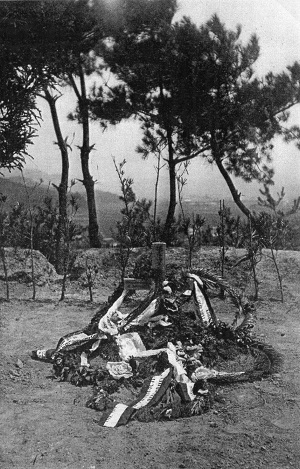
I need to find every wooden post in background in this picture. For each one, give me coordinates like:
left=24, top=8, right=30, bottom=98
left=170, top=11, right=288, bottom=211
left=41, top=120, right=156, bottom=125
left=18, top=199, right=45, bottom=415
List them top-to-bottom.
left=152, top=242, right=166, bottom=286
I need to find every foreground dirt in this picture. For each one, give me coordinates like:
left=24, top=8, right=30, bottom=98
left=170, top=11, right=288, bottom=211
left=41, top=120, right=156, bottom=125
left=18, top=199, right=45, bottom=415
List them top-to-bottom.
left=1, top=248, right=300, bottom=469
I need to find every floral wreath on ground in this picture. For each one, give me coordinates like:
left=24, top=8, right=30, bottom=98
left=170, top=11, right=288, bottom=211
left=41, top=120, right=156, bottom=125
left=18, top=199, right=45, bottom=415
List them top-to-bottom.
left=32, top=268, right=282, bottom=427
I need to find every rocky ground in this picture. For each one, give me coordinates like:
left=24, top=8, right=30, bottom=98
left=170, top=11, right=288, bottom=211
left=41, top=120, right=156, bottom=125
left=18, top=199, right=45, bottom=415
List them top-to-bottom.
left=0, top=247, right=300, bottom=469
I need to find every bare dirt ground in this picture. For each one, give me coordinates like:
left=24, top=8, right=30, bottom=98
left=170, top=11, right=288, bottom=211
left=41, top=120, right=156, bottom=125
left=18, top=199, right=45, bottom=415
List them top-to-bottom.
left=1, top=248, right=300, bottom=469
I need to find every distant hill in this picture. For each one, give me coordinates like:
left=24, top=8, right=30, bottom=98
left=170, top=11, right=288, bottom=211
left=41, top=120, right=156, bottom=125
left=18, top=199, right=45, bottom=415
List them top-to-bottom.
left=0, top=175, right=264, bottom=236
left=2, top=175, right=299, bottom=247
left=0, top=176, right=123, bottom=237
left=0, top=176, right=58, bottom=207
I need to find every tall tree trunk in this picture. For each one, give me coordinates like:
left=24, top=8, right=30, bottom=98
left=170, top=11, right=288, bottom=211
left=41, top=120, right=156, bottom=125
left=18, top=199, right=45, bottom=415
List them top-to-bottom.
left=72, top=64, right=101, bottom=248
left=43, top=88, right=69, bottom=274
left=163, top=129, right=177, bottom=244
left=211, top=137, right=252, bottom=220
left=81, top=148, right=101, bottom=247
left=153, top=151, right=163, bottom=241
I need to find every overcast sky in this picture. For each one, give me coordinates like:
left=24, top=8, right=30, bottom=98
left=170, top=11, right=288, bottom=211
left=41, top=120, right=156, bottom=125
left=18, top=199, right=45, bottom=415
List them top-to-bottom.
left=23, top=0, right=300, bottom=201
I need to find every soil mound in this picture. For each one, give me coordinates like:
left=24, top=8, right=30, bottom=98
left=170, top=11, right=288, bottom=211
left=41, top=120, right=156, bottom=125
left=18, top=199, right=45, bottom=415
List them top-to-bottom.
left=0, top=248, right=60, bottom=285
left=32, top=270, right=282, bottom=428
